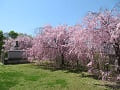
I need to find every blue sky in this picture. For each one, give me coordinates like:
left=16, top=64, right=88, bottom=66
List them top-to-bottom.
left=0, top=0, right=119, bottom=35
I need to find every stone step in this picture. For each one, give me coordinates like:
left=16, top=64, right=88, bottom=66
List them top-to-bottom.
left=4, top=59, right=29, bottom=65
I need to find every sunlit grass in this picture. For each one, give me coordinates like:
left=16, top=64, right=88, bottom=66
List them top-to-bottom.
left=0, top=63, right=117, bottom=90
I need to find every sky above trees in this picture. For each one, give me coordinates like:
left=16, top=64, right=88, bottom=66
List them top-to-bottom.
left=0, top=0, right=119, bottom=35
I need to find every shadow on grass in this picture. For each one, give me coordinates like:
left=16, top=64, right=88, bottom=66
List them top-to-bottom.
left=29, top=64, right=103, bottom=81
left=30, top=64, right=87, bottom=73
left=80, top=74, right=99, bottom=79
left=94, top=82, right=120, bottom=90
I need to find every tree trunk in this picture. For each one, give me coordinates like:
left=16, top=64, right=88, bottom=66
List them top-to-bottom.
left=113, top=43, right=120, bottom=73
left=113, top=43, right=120, bottom=66
left=61, top=53, right=64, bottom=67
left=118, top=57, right=120, bottom=67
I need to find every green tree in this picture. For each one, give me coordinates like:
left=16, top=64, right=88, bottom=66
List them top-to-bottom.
left=0, top=30, right=4, bottom=55
left=8, top=30, right=18, bottom=39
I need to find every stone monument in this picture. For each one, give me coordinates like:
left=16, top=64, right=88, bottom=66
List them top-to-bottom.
left=3, top=41, right=29, bottom=64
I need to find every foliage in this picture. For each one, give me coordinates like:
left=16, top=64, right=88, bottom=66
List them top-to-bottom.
left=27, top=8, right=120, bottom=81
left=82, top=9, right=120, bottom=80
left=28, top=25, right=70, bottom=66
left=0, top=30, right=4, bottom=55
left=8, top=30, right=18, bottom=39
left=4, top=35, right=33, bottom=51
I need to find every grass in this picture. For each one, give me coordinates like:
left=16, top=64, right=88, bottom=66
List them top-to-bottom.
left=0, top=63, right=119, bottom=90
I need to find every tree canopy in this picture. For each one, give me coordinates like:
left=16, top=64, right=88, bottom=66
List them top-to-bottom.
left=0, top=30, right=4, bottom=55
left=8, top=30, right=18, bottom=39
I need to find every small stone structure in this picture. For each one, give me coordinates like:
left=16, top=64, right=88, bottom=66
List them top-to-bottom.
left=1, top=41, right=29, bottom=64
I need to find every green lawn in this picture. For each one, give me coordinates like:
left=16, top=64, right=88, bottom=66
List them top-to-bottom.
left=0, top=63, right=118, bottom=90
